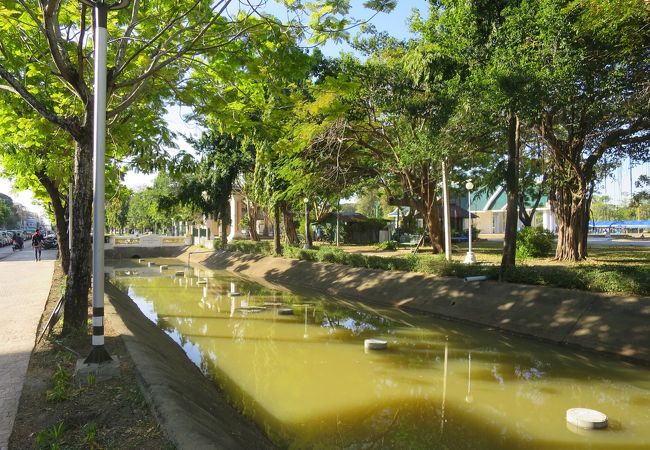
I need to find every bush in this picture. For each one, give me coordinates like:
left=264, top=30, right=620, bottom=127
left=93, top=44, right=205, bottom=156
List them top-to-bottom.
left=516, top=227, right=555, bottom=259
left=217, top=239, right=272, bottom=255
left=375, top=240, right=398, bottom=251
left=282, top=245, right=318, bottom=261
left=315, top=245, right=345, bottom=263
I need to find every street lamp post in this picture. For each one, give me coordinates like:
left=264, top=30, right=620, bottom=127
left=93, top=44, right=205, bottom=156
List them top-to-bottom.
left=82, top=0, right=130, bottom=364
left=463, top=180, right=476, bottom=264
left=303, top=197, right=311, bottom=249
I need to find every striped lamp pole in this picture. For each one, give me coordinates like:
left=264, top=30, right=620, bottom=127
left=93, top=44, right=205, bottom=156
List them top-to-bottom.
left=82, top=0, right=130, bottom=364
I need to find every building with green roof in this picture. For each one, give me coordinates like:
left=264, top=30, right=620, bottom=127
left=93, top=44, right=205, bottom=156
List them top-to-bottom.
left=467, top=187, right=555, bottom=235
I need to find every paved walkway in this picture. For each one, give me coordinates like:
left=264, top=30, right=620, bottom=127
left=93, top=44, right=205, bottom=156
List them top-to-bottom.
left=0, top=246, right=56, bottom=450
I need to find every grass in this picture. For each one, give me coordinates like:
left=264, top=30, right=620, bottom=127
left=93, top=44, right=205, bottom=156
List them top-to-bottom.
left=218, top=239, right=650, bottom=296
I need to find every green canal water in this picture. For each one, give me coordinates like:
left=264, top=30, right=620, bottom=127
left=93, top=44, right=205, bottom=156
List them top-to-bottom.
left=109, top=258, right=650, bottom=449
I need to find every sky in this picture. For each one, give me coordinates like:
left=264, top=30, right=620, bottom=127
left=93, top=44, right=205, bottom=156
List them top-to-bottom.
left=1, top=1, right=646, bottom=214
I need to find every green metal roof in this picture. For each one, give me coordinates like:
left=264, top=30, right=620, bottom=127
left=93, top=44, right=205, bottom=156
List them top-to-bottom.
left=471, top=187, right=549, bottom=211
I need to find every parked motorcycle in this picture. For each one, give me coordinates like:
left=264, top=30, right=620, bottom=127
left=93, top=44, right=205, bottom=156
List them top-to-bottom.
left=11, top=235, right=23, bottom=251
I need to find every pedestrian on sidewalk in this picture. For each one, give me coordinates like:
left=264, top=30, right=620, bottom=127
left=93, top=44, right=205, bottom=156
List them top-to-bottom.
left=31, top=229, right=44, bottom=261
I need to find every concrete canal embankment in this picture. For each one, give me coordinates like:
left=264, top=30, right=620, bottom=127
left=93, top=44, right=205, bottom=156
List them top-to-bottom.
left=187, top=249, right=650, bottom=363
left=104, top=282, right=275, bottom=450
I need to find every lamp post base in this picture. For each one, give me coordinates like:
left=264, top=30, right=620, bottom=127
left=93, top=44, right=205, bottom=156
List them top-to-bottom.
left=463, top=252, right=476, bottom=264
left=75, top=355, right=120, bottom=384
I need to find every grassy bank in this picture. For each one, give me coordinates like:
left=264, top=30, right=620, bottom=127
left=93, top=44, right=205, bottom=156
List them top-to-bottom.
left=217, top=240, right=650, bottom=296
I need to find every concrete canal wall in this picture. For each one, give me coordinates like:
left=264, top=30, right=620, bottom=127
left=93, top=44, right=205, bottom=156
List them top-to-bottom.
left=187, top=250, right=650, bottom=364
left=104, top=282, right=275, bottom=449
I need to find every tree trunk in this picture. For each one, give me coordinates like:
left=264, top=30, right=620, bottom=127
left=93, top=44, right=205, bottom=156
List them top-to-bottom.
left=500, top=112, right=520, bottom=279
left=63, top=136, right=93, bottom=335
left=402, top=165, right=443, bottom=253
left=36, top=170, right=70, bottom=275
left=518, top=174, right=546, bottom=227
left=551, top=182, right=590, bottom=261
left=518, top=196, right=533, bottom=227
left=247, top=200, right=259, bottom=242
left=281, top=201, right=299, bottom=245
left=220, top=202, right=228, bottom=246
left=273, top=202, right=282, bottom=254
left=305, top=203, right=313, bottom=248
left=423, top=204, right=443, bottom=253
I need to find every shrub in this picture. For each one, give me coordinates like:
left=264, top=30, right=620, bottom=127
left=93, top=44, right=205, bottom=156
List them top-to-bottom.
left=516, top=227, right=555, bottom=259
left=220, top=240, right=272, bottom=255
left=375, top=240, right=398, bottom=251
left=282, top=245, right=318, bottom=261
left=315, top=245, right=345, bottom=263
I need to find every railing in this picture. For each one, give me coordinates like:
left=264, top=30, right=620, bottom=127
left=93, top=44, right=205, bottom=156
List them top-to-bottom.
left=105, top=235, right=191, bottom=249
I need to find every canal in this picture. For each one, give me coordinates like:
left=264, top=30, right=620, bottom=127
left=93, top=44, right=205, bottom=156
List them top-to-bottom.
left=108, top=258, right=650, bottom=449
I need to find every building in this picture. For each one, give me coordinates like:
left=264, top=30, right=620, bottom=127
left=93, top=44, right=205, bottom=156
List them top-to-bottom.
left=467, top=186, right=556, bottom=234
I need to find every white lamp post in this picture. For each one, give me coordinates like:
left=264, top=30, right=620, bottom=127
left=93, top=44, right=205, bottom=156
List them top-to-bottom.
left=82, top=0, right=130, bottom=364
left=463, top=180, right=476, bottom=264
left=303, top=197, right=311, bottom=249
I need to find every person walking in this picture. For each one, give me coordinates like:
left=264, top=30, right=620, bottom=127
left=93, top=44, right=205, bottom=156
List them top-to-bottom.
left=31, top=229, right=44, bottom=261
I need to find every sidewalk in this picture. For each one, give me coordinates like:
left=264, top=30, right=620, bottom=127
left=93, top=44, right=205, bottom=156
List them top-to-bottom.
left=0, top=247, right=56, bottom=450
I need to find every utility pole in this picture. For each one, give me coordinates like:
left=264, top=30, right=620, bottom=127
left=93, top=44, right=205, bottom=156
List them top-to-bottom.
left=81, top=0, right=130, bottom=365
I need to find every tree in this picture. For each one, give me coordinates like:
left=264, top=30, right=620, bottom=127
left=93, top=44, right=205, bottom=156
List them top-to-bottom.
left=0, top=0, right=256, bottom=332
left=413, top=0, right=544, bottom=273
left=522, top=0, right=650, bottom=260
left=183, top=19, right=323, bottom=247
left=294, top=45, right=460, bottom=252
left=0, top=88, right=76, bottom=272
left=163, top=133, right=253, bottom=246
left=106, top=187, right=131, bottom=233
left=356, top=187, right=386, bottom=218
left=0, top=198, right=11, bottom=226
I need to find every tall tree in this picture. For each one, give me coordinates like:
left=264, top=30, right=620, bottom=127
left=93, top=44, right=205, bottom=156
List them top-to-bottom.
left=0, top=0, right=252, bottom=332
left=521, top=0, right=650, bottom=260
left=294, top=45, right=459, bottom=251
left=165, top=133, right=253, bottom=246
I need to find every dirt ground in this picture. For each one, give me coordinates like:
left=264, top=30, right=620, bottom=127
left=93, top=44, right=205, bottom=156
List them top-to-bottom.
left=9, top=265, right=174, bottom=450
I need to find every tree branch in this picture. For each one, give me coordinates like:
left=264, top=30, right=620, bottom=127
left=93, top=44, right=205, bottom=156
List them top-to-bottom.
left=114, top=0, right=140, bottom=71
left=40, top=1, right=90, bottom=103
left=0, top=63, right=80, bottom=137
left=585, top=117, right=650, bottom=177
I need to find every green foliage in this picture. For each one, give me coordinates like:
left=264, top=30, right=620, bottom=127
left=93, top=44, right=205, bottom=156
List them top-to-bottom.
left=106, top=187, right=132, bottom=233
left=0, top=198, right=11, bottom=226
left=516, top=227, right=555, bottom=259
left=219, top=240, right=273, bottom=255
left=222, top=240, right=649, bottom=295
left=375, top=240, right=398, bottom=251
left=45, top=364, right=70, bottom=402
left=85, top=373, right=96, bottom=386
left=35, top=421, right=65, bottom=449
left=83, top=422, right=98, bottom=448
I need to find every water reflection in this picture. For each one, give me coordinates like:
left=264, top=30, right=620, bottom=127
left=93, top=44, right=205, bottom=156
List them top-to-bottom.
left=109, top=258, right=650, bottom=450
left=441, top=340, right=448, bottom=434
left=466, top=353, right=473, bottom=404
